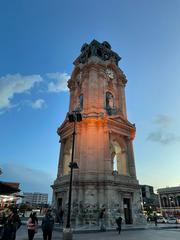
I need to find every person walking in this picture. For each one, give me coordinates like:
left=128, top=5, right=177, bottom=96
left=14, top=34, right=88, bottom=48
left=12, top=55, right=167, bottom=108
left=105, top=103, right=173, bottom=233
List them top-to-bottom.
left=2, top=208, right=21, bottom=240
left=99, top=208, right=106, bottom=231
left=41, top=209, right=54, bottom=240
left=0, top=211, right=6, bottom=239
left=27, top=212, right=38, bottom=240
left=154, top=213, right=157, bottom=226
left=116, top=216, right=122, bottom=234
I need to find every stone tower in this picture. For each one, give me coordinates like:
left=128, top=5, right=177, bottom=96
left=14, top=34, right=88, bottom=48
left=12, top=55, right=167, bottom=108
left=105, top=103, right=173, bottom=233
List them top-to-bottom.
left=52, top=40, right=144, bottom=228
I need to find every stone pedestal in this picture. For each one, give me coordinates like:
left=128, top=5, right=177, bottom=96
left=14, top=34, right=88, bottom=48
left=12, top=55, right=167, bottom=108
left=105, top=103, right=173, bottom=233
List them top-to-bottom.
left=63, top=228, right=73, bottom=240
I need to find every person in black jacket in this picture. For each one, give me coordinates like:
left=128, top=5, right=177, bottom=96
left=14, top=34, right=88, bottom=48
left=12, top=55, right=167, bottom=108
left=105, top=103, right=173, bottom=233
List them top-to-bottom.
left=3, top=208, right=21, bottom=240
left=99, top=208, right=106, bottom=231
left=41, top=209, right=54, bottom=240
left=0, top=211, right=6, bottom=239
left=154, top=213, right=157, bottom=226
left=116, top=216, right=122, bottom=234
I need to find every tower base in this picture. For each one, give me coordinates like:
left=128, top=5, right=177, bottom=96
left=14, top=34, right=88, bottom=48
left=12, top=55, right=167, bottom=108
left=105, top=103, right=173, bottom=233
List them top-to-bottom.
left=52, top=173, right=146, bottom=229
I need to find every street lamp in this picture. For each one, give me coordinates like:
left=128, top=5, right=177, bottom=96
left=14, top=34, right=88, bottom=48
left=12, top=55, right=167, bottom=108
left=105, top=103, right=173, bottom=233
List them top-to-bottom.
left=63, top=110, right=82, bottom=240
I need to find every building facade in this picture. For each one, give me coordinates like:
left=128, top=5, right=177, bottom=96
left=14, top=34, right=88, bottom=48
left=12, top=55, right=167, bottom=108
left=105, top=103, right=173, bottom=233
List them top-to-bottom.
left=52, top=40, right=145, bottom=228
left=0, top=182, right=20, bottom=209
left=141, top=185, right=159, bottom=212
left=158, top=186, right=180, bottom=217
left=22, top=192, right=48, bottom=205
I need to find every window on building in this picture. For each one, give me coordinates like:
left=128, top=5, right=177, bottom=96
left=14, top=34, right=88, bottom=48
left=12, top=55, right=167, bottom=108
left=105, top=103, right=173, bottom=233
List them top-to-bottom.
left=106, top=91, right=116, bottom=115
left=79, top=94, right=83, bottom=110
left=110, top=140, right=129, bottom=175
left=113, top=155, right=118, bottom=171
left=177, top=196, right=180, bottom=206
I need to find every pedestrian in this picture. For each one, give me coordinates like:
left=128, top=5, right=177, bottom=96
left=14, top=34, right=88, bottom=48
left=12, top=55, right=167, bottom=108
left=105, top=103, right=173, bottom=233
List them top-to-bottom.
left=2, top=207, right=21, bottom=240
left=99, top=208, right=106, bottom=231
left=41, top=209, right=54, bottom=240
left=0, top=211, right=6, bottom=239
left=27, top=212, right=38, bottom=240
left=154, top=213, right=157, bottom=226
left=116, top=215, right=122, bottom=234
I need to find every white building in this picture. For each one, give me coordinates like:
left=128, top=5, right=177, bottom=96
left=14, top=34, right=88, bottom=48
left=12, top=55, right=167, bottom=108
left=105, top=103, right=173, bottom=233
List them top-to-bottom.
left=157, top=186, right=180, bottom=218
left=22, top=192, right=48, bottom=205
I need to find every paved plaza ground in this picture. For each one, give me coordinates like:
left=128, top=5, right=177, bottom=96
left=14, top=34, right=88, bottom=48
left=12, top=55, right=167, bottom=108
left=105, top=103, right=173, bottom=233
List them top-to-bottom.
left=16, top=225, right=180, bottom=240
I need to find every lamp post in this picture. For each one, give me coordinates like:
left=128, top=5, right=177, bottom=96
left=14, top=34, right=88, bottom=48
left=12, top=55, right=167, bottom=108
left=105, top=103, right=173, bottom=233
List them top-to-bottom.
left=63, top=110, right=82, bottom=240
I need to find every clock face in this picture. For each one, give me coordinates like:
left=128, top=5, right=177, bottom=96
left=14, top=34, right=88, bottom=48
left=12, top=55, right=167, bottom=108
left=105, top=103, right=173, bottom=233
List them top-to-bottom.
left=106, top=68, right=114, bottom=79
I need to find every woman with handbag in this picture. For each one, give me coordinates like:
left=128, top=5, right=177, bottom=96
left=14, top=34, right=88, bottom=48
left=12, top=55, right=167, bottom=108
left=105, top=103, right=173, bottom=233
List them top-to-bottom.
left=27, top=212, right=38, bottom=240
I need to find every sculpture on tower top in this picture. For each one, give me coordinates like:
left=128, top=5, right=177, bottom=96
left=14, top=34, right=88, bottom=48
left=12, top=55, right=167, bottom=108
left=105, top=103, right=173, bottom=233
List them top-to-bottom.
left=73, top=39, right=121, bottom=66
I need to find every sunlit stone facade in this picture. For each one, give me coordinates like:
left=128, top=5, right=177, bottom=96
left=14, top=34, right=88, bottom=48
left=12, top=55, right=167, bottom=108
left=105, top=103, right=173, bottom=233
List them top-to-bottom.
left=52, top=40, right=144, bottom=228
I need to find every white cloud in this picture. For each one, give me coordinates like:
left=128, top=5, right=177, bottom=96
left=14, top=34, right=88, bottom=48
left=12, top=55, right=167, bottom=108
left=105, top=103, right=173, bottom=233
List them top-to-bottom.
left=0, top=71, right=70, bottom=114
left=47, top=72, right=70, bottom=92
left=0, top=73, right=42, bottom=109
left=31, top=99, right=46, bottom=109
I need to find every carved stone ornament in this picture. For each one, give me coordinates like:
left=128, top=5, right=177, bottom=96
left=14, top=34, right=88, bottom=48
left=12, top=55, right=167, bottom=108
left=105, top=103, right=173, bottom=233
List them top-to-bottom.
left=73, top=40, right=121, bottom=66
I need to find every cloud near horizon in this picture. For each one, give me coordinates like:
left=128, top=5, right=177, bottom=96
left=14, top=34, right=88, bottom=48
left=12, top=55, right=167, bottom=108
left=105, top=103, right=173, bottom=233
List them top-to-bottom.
left=0, top=72, right=70, bottom=113
left=147, top=114, right=180, bottom=145
left=0, top=163, right=54, bottom=197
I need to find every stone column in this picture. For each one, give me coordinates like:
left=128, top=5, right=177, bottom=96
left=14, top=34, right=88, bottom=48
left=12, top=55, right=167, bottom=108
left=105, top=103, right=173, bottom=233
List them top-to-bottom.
left=87, top=66, right=99, bottom=112
left=98, top=69, right=106, bottom=112
left=81, top=70, right=89, bottom=113
left=68, top=81, right=76, bottom=112
left=121, top=83, right=127, bottom=118
left=104, top=127, right=112, bottom=174
left=126, top=138, right=137, bottom=177
left=57, top=140, right=65, bottom=178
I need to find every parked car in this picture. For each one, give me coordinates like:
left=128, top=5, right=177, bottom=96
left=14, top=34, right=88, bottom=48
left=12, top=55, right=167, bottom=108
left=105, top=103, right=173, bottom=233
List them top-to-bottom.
left=156, top=216, right=167, bottom=223
left=167, top=217, right=177, bottom=224
left=176, top=218, right=180, bottom=224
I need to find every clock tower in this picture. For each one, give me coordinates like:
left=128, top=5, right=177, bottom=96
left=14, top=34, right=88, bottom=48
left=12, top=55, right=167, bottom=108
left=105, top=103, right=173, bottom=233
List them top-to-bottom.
left=52, top=40, right=144, bottom=228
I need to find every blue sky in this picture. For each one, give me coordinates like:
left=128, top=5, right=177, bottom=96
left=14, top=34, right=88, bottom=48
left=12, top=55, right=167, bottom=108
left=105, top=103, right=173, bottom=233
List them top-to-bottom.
left=0, top=0, right=180, bottom=199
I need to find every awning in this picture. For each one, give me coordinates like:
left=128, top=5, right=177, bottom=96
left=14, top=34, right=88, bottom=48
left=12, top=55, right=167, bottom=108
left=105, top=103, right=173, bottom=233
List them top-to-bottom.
left=0, top=182, right=20, bottom=195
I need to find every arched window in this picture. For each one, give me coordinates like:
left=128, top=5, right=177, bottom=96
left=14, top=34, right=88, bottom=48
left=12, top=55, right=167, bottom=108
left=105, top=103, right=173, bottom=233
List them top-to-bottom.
left=106, top=92, right=114, bottom=109
left=106, top=92, right=116, bottom=115
left=75, top=94, right=83, bottom=111
left=79, top=94, right=83, bottom=110
left=62, top=138, right=72, bottom=176
left=110, top=140, right=129, bottom=175
left=113, top=155, right=118, bottom=171
left=177, top=196, right=180, bottom=206
left=163, top=197, right=168, bottom=207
